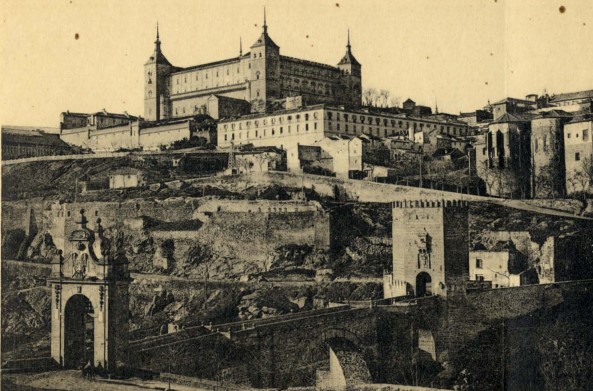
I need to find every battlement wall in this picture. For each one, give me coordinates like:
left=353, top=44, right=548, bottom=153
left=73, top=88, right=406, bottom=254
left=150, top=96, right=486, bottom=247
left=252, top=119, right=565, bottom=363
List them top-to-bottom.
left=392, top=200, right=469, bottom=208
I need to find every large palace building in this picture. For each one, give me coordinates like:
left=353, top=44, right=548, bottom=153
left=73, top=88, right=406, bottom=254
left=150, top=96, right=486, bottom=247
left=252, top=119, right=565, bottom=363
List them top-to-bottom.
left=144, top=12, right=362, bottom=121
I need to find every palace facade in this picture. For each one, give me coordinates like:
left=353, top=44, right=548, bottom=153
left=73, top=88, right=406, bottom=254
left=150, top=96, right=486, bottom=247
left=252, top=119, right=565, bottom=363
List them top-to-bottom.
left=144, top=12, right=362, bottom=121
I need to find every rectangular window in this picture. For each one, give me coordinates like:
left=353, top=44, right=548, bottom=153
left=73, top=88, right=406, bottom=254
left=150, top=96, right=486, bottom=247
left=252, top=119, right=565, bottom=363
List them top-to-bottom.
left=314, top=122, right=317, bottom=130
left=306, top=124, right=309, bottom=131
left=584, top=129, right=589, bottom=141
left=567, top=133, right=571, bottom=139
left=575, top=152, right=581, bottom=161
left=476, top=259, right=483, bottom=269
left=476, top=275, right=484, bottom=282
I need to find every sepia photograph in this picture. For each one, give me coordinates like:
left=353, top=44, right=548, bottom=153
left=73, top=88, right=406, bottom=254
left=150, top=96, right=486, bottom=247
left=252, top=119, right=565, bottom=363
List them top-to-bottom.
left=1, top=0, right=593, bottom=390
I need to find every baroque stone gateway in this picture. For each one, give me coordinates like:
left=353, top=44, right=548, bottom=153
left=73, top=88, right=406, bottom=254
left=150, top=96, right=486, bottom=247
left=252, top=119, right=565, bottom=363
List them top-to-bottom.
left=49, top=210, right=131, bottom=371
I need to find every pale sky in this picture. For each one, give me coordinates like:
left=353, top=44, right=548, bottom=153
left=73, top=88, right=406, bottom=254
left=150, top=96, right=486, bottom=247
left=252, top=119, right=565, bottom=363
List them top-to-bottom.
left=1, top=0, right=592, bottom=128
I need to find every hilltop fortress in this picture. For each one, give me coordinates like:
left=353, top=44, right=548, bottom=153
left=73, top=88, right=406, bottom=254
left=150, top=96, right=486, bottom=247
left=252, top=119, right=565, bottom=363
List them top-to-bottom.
left=144, top=12, right=362, bottom=120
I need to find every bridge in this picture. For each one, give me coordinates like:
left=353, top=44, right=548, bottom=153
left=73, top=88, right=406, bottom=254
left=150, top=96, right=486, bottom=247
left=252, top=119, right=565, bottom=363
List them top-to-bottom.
left=129, top=304, right=386, bottom=388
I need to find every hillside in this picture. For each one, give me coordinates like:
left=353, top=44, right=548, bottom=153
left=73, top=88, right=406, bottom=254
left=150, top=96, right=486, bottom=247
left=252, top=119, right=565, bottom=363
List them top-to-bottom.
left=1, top=153, right=228, bottom=201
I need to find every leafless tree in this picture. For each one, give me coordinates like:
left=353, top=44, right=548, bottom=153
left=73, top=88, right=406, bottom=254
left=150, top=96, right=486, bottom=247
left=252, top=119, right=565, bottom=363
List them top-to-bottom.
left=363, top=88, right=379, bottom=107
left=379, top=89, right=390, bottom=108
left=389, top=96, right=401, bottom=108
left=254, top=152, right=279, bottom=172
left=580, top=156, right=593, bottom=193
left=236, top=157, right=254, bottom=174
left=427, top=160, right=453, bottom=190
left=479, top=161, right=498, bottom=196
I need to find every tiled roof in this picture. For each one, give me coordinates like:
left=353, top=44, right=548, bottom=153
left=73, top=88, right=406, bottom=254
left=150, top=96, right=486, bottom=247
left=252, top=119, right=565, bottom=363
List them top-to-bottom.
left=251, top=30, right=279, bottom=49
left=337, top=48, right=360, bottom=67
left=281, top=55, right=340, bottom=72
left=173, top=57, right=241, bottom=74
left=550, top=89, right=593, bottom=102
left=492, top=97, right=536, bottom=105
left=532, top=109, right=573, bottom=119
left=490, top=112, right=534, bottom=124
left=567, top=112, right=593, bottom=124
left=1, top=127, right=72, bottom=147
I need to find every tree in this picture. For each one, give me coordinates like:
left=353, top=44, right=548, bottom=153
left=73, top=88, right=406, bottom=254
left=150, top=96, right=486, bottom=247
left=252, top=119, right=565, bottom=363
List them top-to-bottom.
left=363, top=88, right=374, bottom=106
left=363, top=88, right=380, bottom=107
left=379, top=89, right=390, bottom=108
left=389, top=96, right=401, bottom=108
left=253, top=152, right=280, bottom=172
left=534, top=155, right=565, bottom=199
left=580, top=156, right=593, bottom=193
left=426, top=160, right=453, bottom=190
left=479, top=161, right=498, bottom=196
left=497, top=169, right=519, bottom=199
left=566, top=174, right=579, bottom=196
left=537, top=316, right=593, bottom=391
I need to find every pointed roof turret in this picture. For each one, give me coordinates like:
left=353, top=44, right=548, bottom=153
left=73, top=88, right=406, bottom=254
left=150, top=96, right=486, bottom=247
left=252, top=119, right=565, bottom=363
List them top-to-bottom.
left=251, top=7, right=279, bottom=49
left=147, top=22, right=172, bottom=65
left=338, top=29, right=360, bottom=66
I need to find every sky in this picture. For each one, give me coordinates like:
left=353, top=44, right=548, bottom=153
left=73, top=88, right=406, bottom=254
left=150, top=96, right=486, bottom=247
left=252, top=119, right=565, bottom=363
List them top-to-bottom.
left=1, top=0, right=592, bottom=128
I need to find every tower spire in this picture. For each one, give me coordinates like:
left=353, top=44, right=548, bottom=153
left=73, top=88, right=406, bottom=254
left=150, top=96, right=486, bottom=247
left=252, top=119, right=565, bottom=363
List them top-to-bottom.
left=263, top=7, right=267, bottom=33
left=154, top=22, right=161, bottom=51
left=347, top=29, right=351, bottom=50
left=239, top=37, right=243, bottom=56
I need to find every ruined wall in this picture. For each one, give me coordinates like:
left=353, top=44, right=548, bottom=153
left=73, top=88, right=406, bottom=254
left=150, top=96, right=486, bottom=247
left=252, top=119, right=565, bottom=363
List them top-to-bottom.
left=3, top=198, right=330, bottom=276
left=197, top=210, right=329, bottom=262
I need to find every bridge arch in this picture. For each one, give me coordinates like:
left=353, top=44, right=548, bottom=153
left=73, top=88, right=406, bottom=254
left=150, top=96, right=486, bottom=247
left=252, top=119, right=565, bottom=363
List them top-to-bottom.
left=321, top=327, right=364, bottom=349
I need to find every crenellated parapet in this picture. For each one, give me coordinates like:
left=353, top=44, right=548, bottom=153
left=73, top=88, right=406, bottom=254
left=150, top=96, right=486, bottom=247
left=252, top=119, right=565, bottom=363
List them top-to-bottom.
left=391, top=199, right=469, bottom=209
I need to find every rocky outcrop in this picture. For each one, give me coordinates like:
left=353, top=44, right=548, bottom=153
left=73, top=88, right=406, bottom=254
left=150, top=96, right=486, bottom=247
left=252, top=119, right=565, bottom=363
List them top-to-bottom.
left=26, top=232, right=60, bottom=263
left=1, top=288, right=50, bottom=337
left=237, top=288, right=299, bottom=320
left=144, top=289, right=175, bottom=317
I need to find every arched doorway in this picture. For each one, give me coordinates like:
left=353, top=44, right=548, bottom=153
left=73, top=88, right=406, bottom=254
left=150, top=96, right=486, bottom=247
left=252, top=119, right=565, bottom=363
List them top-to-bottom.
left=416, top=272, right=432, bottom=297
left=64, top=294, right=94, bottom=368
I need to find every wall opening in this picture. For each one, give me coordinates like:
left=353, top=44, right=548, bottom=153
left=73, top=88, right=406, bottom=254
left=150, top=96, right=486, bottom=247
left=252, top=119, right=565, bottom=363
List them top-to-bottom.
left=416, top=272, right=432, bottom=297
left=64, top=294, right=94, bottom=368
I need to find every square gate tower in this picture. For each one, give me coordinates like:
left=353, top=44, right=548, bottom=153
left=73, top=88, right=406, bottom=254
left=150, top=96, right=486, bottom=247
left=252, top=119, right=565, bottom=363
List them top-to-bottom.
left=384, top=200, right=469, bottom=298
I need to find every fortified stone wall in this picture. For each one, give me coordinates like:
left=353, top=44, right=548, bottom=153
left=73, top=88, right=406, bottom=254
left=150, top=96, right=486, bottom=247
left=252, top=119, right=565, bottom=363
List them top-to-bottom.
left=194, top=172, right=487, bottom=203
left=2, top=198, right=330, bottom=273
left=197, top=210, right=329, bottom=262
left=436, top=279, right=593, bottom=359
